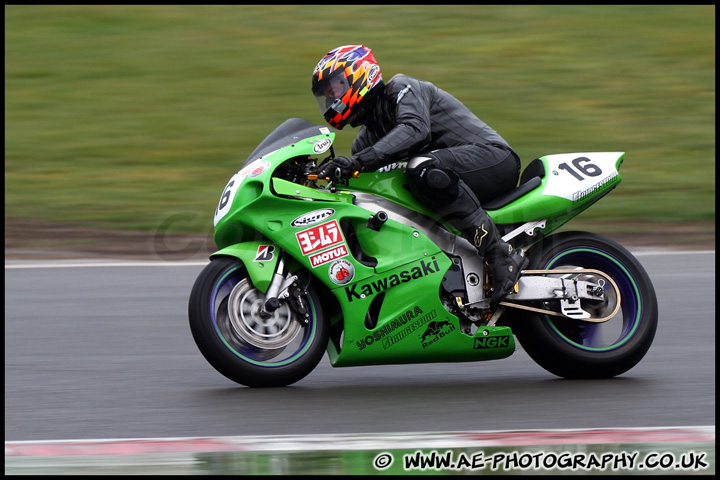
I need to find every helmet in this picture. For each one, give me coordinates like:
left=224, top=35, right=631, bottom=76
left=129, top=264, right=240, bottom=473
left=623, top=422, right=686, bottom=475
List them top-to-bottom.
left=311, top=45, right=382, bottom=129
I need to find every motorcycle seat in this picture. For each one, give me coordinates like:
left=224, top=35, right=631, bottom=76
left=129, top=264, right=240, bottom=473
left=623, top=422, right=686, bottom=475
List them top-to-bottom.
left=484, top=158, right=545, bottom=210
left=484, top=175, right=542, bottom=211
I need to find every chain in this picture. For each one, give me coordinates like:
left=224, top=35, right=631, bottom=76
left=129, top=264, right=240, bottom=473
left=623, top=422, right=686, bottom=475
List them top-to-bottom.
left=499, top=269, right=622, bottom=323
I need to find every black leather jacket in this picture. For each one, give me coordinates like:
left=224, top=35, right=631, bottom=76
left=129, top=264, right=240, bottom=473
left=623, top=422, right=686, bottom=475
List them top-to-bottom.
left=351, top=74, right=514, bottom=171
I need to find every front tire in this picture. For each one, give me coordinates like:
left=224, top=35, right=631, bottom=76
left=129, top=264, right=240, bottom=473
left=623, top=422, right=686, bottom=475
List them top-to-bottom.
left=511, top=231, right=658, bottom=378
left=189, top=256, right=327, bottom=387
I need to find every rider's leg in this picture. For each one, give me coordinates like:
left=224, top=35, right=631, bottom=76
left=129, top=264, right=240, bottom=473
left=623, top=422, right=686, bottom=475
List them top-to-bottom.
left=405, top=147, right=527, bottom=306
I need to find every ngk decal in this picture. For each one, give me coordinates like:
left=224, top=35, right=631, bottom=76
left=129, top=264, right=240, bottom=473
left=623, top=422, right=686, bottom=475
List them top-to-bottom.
left=295, top=220, right=344, bottom=256
left=309, top=244, right=349, bottom=268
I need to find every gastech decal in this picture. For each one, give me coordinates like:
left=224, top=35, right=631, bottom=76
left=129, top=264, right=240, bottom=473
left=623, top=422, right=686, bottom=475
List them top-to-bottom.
left=344, top=257, right=440, bottom=302
left=329, top=259, right=354, bottom=286
left=356, top=307, right=438, bottom=351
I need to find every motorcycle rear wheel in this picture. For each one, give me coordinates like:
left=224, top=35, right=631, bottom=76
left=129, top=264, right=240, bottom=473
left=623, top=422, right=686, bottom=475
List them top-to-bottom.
left=511, top=231, right=658, bottom=378
left=189, top=256, right=327, bottom=387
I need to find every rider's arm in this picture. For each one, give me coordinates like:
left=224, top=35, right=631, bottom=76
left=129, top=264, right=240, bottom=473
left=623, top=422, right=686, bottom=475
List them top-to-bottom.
left=352, top=77, right=432, bottom=171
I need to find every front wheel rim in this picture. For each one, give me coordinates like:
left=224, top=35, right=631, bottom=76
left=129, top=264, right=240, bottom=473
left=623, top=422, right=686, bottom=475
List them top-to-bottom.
left=210, top=265, right=316, bottom=367
left=227, top=278, right=300, bottom=349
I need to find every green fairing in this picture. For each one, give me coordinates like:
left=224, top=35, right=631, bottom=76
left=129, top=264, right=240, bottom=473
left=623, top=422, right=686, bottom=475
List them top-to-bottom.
left=210, top=120, right=624, bottom=367
left=489, top=154, right=624, bottom=226
left=344, top=167, right=445, bottom=224
left=211, top=242, right=279, bottom=292
left=325, top=253, right=516, bottom=367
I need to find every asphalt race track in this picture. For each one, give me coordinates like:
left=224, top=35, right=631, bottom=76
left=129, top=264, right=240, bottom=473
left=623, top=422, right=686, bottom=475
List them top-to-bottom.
left=4, top=249, right=715, bottom=474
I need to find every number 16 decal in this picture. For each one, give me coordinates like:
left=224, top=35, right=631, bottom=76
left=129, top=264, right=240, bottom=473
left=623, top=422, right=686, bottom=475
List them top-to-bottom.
left=557, top=156, right=603, bottom=180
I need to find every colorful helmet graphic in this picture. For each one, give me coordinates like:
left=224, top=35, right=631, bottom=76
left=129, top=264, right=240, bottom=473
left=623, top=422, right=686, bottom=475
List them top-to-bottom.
left=311, top=45, right=383, bottom=129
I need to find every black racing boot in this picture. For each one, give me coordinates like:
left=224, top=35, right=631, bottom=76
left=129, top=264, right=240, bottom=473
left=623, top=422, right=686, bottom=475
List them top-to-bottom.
left=463, top=212, right=529, bottom=307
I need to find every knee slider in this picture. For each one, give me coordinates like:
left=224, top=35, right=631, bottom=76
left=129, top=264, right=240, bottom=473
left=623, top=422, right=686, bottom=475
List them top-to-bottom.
left=406, top=155, right=459, bottom=198
left=426, top=168, right=452, bottom=189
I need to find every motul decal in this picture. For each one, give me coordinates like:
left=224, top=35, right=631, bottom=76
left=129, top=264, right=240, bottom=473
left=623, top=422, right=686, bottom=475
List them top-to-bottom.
left=295, top=220, right=343, bottom=256
left=309, top=244, right=349, bottom=268
left=254, top=245, right=275, bottom=262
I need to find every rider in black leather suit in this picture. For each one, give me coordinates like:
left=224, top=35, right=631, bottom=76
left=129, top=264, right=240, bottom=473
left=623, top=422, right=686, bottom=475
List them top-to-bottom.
left=312, top=45, right=528, bottom=306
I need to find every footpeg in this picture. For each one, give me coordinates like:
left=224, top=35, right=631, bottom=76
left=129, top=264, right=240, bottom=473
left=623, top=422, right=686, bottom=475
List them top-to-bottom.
left=560, top=297, right=591, bottom=319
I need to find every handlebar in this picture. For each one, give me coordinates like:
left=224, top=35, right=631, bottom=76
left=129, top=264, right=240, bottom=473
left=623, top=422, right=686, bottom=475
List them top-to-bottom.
left=306, top=171, right=360, bottom=182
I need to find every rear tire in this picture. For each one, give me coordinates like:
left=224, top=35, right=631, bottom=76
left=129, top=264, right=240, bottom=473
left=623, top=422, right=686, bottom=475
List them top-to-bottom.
left=511, top=232, right=658, bottom=378
left=189, top=257, right=327, bottom=387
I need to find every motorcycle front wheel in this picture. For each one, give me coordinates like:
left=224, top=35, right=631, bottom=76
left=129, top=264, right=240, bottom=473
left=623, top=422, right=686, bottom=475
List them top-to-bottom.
left=510, top=231, right=658, bottom=378
left=188, top=256, right=327, bottom=387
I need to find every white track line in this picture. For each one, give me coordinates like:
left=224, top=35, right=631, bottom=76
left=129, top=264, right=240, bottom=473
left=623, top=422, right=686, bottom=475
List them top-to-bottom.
left=4, top=250, right=715, bottom=269
left=4, top=260, right=209, bottom=269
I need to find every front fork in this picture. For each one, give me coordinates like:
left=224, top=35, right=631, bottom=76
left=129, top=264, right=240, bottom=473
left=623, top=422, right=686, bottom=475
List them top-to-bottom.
left=259, top=253, right=310, bottom=324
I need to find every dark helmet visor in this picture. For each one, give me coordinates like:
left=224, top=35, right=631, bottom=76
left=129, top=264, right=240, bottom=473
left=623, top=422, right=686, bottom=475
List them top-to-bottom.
left=312, top=71, right=351, bottom=119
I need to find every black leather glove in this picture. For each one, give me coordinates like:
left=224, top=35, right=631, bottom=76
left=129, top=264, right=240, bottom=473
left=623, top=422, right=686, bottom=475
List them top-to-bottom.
left=316, top=156, right=363, bottom=181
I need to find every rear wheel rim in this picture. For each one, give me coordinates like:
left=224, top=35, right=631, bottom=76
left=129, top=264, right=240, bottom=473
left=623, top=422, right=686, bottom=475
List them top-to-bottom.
left=541, top=247, right=643, bottom=352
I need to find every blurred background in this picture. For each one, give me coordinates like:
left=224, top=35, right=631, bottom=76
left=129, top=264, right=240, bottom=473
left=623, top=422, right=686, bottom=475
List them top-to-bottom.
left=5, top=5, right=715, bottom=255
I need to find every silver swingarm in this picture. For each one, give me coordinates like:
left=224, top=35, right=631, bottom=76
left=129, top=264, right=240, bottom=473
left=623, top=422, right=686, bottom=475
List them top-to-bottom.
left=500, top=269, right=622, bottom=323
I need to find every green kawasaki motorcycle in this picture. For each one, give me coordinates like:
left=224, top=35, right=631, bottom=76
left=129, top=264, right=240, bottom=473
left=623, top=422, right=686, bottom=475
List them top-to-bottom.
left=189, top=118, right=658, bottom=387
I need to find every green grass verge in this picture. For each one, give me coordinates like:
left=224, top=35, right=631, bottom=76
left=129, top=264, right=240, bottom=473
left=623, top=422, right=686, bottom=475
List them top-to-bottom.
left=5, top=5, right=715, bottom=235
